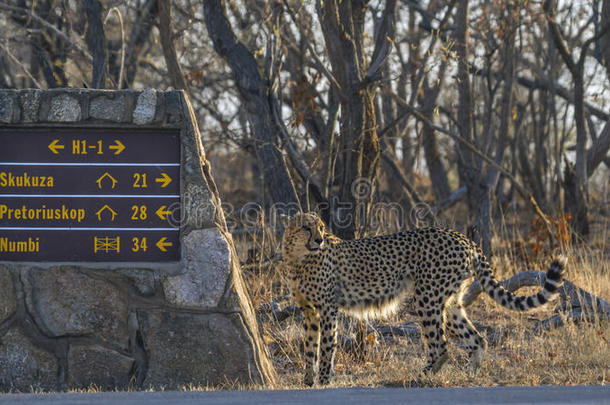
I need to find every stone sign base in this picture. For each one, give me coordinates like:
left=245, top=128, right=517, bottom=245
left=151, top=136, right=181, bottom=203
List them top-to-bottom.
left=0, top=89, right=276, bottom=391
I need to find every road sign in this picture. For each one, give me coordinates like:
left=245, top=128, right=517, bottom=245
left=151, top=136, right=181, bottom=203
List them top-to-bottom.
left=0, top=128, right=180, bottom=262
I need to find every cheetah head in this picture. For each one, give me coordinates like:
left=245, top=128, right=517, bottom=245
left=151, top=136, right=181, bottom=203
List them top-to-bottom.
left=280, top=212, right=326, bottom=262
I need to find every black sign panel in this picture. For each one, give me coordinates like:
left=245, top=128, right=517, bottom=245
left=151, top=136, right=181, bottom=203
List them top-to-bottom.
left=0, top=128, right=180, bottom=262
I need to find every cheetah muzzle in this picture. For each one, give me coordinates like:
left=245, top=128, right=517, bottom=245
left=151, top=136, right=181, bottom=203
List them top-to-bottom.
left=280, top=212, right=566, bottom=386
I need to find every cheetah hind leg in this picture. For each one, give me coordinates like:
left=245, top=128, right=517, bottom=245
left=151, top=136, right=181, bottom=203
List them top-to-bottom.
left=445, top=305, right=488, bottom=374
left=420, top=314, right=449, bottom=376
left=424, top=352, right=449, bottom=375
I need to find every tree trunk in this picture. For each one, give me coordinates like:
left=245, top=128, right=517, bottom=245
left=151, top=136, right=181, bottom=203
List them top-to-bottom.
left=83, top=0, right=107, bottom=88
left=124, top=0, right=158, bottom=88
left=158, top=0, right=189, bottom=94
left=316, top=0, right=381, bottom=239
left=453, top=0, right=492, bottom=255
left=454, top=0, right=476, bottom=189
left=544, top=0, right=590, bottom=236
left=587, top=0, right=610, bottom=177
left=601, top=0, right=610, bottom=79
left=479, top=6, right=517, bottom=255
left=570, top=71, right=590, bottom=236
left=420, top=76, right=450, bottom=203
left=587, top=121, right=610, bottom=176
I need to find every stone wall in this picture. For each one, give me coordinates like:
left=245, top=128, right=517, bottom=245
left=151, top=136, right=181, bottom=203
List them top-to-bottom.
left=0, top=89, right=276, bottom=391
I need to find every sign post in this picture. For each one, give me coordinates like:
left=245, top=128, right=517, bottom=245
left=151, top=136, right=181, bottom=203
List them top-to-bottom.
left=0, top=89, right=276, bottom=390
left=0, top=128, right=180, bottom=261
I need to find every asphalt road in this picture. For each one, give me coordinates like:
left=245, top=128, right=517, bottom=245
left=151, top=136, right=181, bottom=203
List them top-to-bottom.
left=1, top=386, right=609, bottom=405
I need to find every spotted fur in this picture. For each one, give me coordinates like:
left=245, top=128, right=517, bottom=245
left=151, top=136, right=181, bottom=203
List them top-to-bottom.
left=281, top=213, right=565, bottom=386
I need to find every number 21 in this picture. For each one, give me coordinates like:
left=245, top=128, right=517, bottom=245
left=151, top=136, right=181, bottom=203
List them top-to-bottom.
left=133, top=173, right=148, bottom=188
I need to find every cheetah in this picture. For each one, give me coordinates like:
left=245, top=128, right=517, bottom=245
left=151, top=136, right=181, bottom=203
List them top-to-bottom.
left=280, top=212, right=565, bottom=386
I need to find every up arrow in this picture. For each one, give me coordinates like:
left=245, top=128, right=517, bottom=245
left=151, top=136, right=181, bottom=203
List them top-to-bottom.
left=48, top=140, right=65, bottom=154
left=108, top=140, right=125, bottom=155
left=155, top=173, right=172, bottom=188
left=156, top=237, right=173, bottom=252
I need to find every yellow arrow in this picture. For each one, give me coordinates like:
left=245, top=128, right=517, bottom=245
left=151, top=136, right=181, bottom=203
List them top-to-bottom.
left=48, top=139, right=65, bottom=154
left=108, top=140, right=125, bottom=155
left=155, top=172, right=172, bottom=188
left=95, top=204, right=117, bottom=222
left=155, top=205, right=172, bottom=220
left=156, top=237, right=173, bottom=252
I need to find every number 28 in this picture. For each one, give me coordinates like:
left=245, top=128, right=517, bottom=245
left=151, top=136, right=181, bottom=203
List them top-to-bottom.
left=131, top=205, right=147, bottom=220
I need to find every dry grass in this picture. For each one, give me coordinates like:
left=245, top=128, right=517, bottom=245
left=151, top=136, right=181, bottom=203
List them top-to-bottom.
left=236, top=213, right=610, bottom=389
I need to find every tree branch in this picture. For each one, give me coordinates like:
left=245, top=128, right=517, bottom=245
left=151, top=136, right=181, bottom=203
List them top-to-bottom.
left=124, top=0, right=158, bottom=87
left=203, top=0, right=300, bottom=206
left=282, top=0, right=342, bottom=93
left=365, top=0, right=397, bottom=82
left=543, top=0, right=577, bottom=74
left=0, top=1, right=92, bottom=62
left=513, top=74, right=608, bottom=121
left=390, top=92, right=532, bottom=199
left=587, top=120, right=610, bottom=176
left=380, top=137, right=422, bottom=210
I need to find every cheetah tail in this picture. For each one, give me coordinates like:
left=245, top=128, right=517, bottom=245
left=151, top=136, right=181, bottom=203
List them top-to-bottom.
left=473, top=255, right=566, bottom=311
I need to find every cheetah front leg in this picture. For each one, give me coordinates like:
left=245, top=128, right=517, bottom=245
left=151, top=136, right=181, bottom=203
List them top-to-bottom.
left=300, top=303, right=321, bottom=386
left=317, top=304, right=338, bottom=385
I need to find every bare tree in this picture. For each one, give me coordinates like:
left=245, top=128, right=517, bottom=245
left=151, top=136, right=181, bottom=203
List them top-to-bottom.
left=123, top=0, right=158, bottom=88
left=203, top=0, right=300, bottom=208
left=315, top=0, right=387, bottom=238
left=453, top=0, right=493, bottom=254
left=542, top=0, right=610, bottom=236
left=587, top=0, right=610, bottom=176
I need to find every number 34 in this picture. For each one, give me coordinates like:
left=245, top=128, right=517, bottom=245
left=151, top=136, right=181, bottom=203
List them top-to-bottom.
left=132, top=237, right=148, bottom=252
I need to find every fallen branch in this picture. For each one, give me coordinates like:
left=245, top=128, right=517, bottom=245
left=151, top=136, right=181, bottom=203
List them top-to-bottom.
left=240, top=256, right=280, bottom=271
left=463, top=270, right=610, bottom=315
left=464, top=270, right=610, bottom=334
left=258, top=301, right=302, bottom=323
left=534, top=310, right=610, bottom=334
left=372, top=322, right=421, bottom=341
left=337, top=323, right=421, bottom=355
